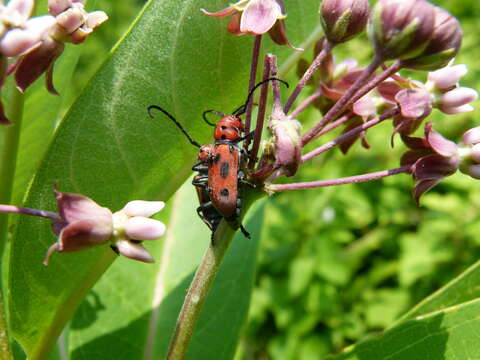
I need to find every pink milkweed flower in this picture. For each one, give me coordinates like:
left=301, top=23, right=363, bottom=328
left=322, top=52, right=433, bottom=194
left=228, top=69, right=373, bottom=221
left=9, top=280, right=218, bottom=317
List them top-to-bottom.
left=11, top=0, right=107, bottom=94
left=201, top=0, right=299, bottom=49
left=400, top=122, right=460, bottom=204
left=44, top=187, right=166, bottom=265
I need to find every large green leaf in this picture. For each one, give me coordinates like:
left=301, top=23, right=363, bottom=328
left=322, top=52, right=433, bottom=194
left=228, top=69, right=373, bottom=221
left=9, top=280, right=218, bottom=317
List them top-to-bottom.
left=8, top=0, right=321, bottom=358
left=68, top=181, right=265, bottom=360
left=397, top=259, right=480, bottom=322
left=327, top=298, right=480, bottom=360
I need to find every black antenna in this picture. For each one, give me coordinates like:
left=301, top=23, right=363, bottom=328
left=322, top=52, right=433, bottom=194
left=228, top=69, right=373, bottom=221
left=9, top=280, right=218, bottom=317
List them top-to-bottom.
left=232, top=77, right=289, bottom=116
left=148, top=105, right=201, bottom=148
left=202, top=110, right=225, bottom=126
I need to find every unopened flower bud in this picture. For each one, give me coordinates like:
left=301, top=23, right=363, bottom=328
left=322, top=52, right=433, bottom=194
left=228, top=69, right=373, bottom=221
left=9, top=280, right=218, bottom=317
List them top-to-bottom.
left=320, top=0, right=369, bottom=44
left=369, top=0, right=435, bottom=60
left=402, top=7, right=462, bottom=71
left=269, top=114, right=302, bottom=177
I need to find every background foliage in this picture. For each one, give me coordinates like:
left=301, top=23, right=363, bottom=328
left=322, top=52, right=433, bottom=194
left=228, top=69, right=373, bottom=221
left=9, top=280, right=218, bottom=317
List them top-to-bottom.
left=0, top=0, right=479, bottom=359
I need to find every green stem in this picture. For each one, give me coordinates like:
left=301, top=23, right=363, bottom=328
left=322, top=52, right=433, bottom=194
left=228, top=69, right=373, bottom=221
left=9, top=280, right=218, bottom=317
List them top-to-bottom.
left=0, top=87, right=24, bottom=360
left=0, top=88, right=24, bottom=253
left=166, top=191, right=263, bottom=359
left=166, top=221, right=235, bottom=360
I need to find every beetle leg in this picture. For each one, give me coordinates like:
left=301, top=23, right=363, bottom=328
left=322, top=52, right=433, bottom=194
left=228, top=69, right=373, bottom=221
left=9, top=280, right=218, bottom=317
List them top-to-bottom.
left=234, top=131, right=255, bottom=144
left=192, top=163, right=209, bottom=172
left=192, top=176, right=208, bottom=187
left=196, top=202, right=216, bottom=230
left=240, top=224, right=251, bottom=239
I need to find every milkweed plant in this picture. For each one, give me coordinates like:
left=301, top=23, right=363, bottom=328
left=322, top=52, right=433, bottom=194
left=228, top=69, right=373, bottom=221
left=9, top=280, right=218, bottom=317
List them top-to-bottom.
left=0, top=0, right=479, bottom=359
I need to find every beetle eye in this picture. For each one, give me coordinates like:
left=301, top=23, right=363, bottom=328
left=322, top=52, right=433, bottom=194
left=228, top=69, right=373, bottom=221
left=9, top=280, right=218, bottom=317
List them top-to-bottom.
left=221, top=126, right=227, bottom=130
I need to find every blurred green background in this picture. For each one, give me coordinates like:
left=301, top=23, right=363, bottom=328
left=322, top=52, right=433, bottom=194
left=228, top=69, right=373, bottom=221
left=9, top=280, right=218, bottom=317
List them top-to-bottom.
left=69, top=0, right=480, bottom=359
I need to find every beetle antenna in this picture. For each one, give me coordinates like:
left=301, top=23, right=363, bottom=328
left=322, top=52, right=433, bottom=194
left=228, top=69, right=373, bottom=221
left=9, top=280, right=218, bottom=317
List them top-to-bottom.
left=232, top=77, right=289, bottom=116
left=148, top=105, right=201, bottom=148
left=202, top=110, right=225, bottom=126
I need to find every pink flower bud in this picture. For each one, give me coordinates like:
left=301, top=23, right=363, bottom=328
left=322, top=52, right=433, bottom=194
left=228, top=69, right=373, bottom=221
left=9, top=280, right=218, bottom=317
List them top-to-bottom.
left=320, top=0, right=370, bottom=44
left=369, top=0, right=435, bottom=60
left=402, top=7, right=462, bottom=71
left=428, top=64, right=467, bottom=90
left=269, top=116, right=302, bottom=176
left=461, top=126, right=480, bottom=145
left=125, top=217, right=166, bottom=241
left=114, top=239, right=154, bottom=263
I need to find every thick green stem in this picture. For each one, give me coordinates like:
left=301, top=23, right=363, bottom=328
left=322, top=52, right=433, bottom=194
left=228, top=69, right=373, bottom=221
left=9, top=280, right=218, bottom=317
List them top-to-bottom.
left=0, top=88, right=24, bottom=360
left=166, top=190, right=263, bottom=359
left=166, top=221, right=235, bottom=360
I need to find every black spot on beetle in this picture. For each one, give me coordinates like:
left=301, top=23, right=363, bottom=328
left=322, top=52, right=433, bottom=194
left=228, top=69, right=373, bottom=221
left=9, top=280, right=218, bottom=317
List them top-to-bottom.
left=214, top=153, right=221, bottom=163
left=220, top=162, right=229, bottom=178
left=220, top=188, right=229, bottom=197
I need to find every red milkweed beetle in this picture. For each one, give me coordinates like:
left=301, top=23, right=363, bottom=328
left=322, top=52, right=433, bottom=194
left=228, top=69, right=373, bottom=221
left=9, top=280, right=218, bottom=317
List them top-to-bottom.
left=147, top=78, right=288, bottom=240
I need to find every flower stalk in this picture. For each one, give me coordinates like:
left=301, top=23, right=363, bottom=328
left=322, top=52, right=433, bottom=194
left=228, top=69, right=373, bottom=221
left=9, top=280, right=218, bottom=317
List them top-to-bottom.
left=244, top=35, right=262, bottom=149
left=283, top=40, right=334, bottom=113
left=248, top=54, right=273, bottom=169
left=301, top=54, right=384, bottom=145
left=267, top=165, right=411, bottom=192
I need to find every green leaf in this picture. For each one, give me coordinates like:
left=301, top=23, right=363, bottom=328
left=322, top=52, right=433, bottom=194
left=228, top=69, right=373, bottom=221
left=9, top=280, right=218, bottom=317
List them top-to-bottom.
left=67, top=181, right=265, bottom=360
left=398, top=259, right=480, bottom=322
left=327, top=298, right=480, bottom=360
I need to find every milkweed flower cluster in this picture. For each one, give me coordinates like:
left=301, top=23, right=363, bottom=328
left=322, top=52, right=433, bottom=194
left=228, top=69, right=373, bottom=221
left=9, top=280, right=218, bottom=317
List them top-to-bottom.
left=0, top=0, right=107, bottom=124
left=203, top=0, right=479, bottom=205
left=0, top=187, right=166, bottom=265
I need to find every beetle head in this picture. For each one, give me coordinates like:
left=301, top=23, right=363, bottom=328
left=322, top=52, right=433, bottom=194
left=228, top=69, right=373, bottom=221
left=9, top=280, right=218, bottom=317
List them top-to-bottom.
left=214, top=115, right=244, bottom=141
